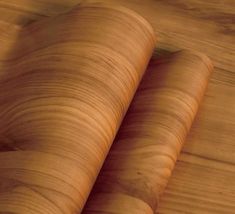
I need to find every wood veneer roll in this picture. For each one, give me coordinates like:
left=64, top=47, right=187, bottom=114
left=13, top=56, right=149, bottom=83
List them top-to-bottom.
left=0, top=3, right=155, bottom=214
left=83, top=50, right=213, bottom=214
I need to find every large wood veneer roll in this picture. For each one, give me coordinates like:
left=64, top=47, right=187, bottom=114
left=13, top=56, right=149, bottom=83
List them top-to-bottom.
left=0, top=3, right=156, bottom=213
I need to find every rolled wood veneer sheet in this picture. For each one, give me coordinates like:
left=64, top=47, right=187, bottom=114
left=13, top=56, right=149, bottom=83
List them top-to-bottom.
left=0, top=3, right=156, bottom=214
left=83, top=50, right=213, bottom=214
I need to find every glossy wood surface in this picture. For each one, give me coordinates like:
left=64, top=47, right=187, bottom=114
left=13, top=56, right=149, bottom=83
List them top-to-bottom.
left=0, top=0, right=234, bottom=213
left=0, top=4, right=155, bottom=213
left=83, top=50, right=213, bottom=214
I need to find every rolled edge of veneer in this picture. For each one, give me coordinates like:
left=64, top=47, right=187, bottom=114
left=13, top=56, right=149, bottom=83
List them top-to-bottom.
left=0, top=3, right=156, bottom=214
left=83, top=49, right=213, bottom=214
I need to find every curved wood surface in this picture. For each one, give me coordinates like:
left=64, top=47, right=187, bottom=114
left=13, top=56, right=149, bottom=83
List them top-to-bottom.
left=0, top=1, right=226, bottom=213
left=0, top=4, right=155, bottom=213
left=83, top=50, right=213, bottom=214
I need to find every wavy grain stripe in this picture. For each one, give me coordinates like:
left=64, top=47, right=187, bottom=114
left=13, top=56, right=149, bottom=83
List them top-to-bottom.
left=0, top=3, right=156, bottom=213
left=83, top=50, right=213, bottom=214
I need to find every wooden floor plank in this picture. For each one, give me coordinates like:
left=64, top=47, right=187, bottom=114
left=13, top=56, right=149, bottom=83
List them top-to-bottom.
left=158, top=154, right=235, bottom=214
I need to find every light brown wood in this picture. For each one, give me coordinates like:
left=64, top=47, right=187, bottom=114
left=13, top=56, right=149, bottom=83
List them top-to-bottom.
left=0, top=0, right=234, bottom=213
left=0, top=4, right=155, bottom=213
left=83, top=50, right=213, bottom=214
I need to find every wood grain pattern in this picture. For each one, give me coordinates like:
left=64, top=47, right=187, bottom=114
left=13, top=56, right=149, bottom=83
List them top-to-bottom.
left=0, top=0, right=234, bottom=213
left=84, top=1, right=234, bottom=213
left=0, top=4, right=155, bottom=213
left=83, top=50, right=213, bottom=214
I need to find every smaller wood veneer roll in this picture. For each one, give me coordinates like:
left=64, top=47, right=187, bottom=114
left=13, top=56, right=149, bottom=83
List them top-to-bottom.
left=83, top=50, right=213, bottom=214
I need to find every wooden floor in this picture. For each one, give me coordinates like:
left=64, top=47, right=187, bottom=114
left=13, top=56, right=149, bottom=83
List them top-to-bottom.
left=0, top=0, right=234, bottom=213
